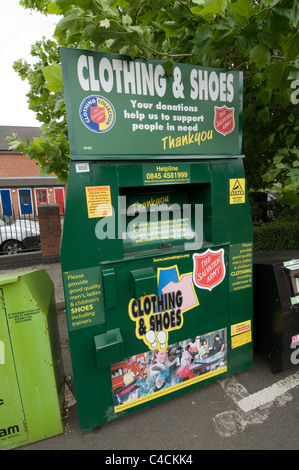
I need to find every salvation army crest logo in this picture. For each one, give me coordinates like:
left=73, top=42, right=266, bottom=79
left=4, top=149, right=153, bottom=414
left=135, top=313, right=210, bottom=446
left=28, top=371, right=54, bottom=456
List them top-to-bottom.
left=79, top=95, right=116, bottom=133
left=214, top=106, right=235, bottom=136
left=193, top=249, right=226, bottom=291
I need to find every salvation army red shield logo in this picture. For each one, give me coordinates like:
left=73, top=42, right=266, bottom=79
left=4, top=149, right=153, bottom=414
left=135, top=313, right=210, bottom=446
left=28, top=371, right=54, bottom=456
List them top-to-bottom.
left=90, top=105, right=106, bottom=125
left=214, top=106, right=235, bottom=136
left=193, top=249, right=226, bottom=291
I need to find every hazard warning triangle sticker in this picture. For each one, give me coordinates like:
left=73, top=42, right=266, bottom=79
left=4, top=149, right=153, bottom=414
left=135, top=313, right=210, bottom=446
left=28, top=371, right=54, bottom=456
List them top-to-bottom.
left=230, top=178, right=245, bottom=204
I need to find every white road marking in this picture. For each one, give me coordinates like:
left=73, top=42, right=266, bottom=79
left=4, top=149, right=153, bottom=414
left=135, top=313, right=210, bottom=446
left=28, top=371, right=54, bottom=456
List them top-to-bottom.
left=213, top=371, right=299, bottom=437
left=237, top=371, right=299, bottom=413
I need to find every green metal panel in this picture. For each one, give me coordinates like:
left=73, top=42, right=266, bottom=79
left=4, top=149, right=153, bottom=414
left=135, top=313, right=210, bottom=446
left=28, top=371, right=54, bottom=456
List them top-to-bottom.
left=60, top=48, right=253, bottom=434
left=60, top=48, right=243, bottom=159
left=60, top=158, right=253, bottom=433
left=0, top=270, right=64, bottom=450
left=0, top=292, right=28, bottom=448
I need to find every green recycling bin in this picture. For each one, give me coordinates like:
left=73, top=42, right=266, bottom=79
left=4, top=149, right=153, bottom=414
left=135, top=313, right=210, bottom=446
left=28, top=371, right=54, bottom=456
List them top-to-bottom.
left=60, top=48, right=253, bottom=433
left=0, top=269, right=64, bottom=450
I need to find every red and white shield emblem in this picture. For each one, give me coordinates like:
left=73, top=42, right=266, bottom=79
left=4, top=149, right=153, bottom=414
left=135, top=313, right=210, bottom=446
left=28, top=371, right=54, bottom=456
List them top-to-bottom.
left=90, top=105, right=106, bottom=124
left=214, top=106, right=235, bottom=136
left=193, top=249, right=226, bottom=291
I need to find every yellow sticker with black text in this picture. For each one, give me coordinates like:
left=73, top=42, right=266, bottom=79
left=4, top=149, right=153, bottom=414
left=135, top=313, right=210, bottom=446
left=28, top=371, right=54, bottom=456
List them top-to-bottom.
left=230, top=178, right=245, bottom=204
left=86, top=186, right=112, bottom=218
left=231, top=331, right=252, bottom=349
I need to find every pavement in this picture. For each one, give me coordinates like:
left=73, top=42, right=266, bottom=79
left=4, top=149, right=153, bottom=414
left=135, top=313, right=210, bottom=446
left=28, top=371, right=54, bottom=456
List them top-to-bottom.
left=1, top=261, right=299, bottom=451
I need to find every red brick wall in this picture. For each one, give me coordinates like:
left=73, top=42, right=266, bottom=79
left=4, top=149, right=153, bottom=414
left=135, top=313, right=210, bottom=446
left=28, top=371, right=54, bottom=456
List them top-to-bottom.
left=0, top=152, right=66, bottom=215
left=0, top=153, right=42, bottom=177
left=38, top=204, right=61, bottom=263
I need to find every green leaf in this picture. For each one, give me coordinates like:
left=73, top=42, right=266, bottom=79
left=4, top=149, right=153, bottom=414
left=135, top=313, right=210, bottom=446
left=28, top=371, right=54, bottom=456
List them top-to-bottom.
left=55, top=0, right=92, bottom=10
left=110, top=0, right=129, bottom=8
left=193, top=0, right=227, bottom=20
left=229, top=0, right=257, bottom=19
left=48, top=1, right=63, bottom=14
left=167, top=1, right=193, bottom=20
left=290, top=1, right=299, bottom=28
left=54, top=8, right=83, bottom=37
left=267, top=9, right=290, bottom=36
left=139, top=11, right=156, bottom=27
left=100, top=19, right=111, bottom=28
left=160, top=21, right=180, bottom=38
left=284, top=31, right=299, bottom=64
left=249, top=44, right=271, bottom=70
left=164, top=59, right=174, bottom=76
left=265, top=61, right=285, bottom=89
left=42, top=63, right=63, bottom=92
left=256, top=88, right=272, bottom=105
left=54, top=95, right=66, bottom=112
left=258, top=107, right=270, bottom=123
left=6, top=137, right=23, bottom=152
left=281, top=191, right=299, bottom=208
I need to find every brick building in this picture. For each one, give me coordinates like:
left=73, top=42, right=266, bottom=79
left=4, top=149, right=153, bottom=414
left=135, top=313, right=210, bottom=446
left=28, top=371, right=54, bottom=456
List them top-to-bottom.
left=0, top=126, right=66, bottom=216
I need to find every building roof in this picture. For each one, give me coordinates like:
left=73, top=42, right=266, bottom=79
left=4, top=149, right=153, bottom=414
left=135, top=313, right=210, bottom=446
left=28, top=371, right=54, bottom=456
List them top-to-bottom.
left=0, top=126, right=42, bottom=152
left=0, top=176, right=64, bottom=187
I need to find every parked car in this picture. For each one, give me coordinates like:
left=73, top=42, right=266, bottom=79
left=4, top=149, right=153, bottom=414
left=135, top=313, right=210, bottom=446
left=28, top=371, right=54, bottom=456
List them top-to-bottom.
left=0, top=215, right=40, bottom=255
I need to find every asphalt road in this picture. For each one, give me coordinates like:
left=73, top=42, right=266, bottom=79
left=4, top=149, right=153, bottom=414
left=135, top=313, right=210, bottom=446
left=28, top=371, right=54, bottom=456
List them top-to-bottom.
left=18, top=308, right=299, bottom=451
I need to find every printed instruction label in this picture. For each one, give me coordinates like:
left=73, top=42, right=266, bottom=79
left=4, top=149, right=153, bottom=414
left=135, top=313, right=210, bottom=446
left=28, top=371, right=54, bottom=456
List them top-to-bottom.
left=230, top=178, right=245, bottom=204
left=86, top=186, right=112, bottom=218
left=229, top=242, right=252, bottom=292
left=63, top=267, right=103, bottom=331
left=8, top=308, right=40, bottom=324
left=231, top=320, right=251, bottom=336
left=231, top=320, right=252, bottom=349
left=231, top=331, right=252, bottom=349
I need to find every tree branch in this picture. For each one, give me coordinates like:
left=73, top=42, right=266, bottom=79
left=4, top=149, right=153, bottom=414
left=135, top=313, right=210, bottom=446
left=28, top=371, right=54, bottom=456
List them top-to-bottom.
left=258, top=1, right=280, bottom=26
left=137, top=43, right=192, bottom=58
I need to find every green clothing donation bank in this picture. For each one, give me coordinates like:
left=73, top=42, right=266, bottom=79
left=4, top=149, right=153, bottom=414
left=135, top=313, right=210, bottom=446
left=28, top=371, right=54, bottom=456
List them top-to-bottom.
left=60, top=47, right=253, bottom=433
left=0, top=270, right=64, bottom=450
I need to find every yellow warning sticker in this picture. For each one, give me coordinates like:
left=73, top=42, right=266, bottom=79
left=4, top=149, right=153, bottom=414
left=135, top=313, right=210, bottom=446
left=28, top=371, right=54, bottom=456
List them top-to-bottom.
left=230, top=178, right=245, bottom=204
left=86, top=186, right=112, bottom=218
left=231, top=320, right=251, bottom=336
left=231, top=331, right=252, bottom=349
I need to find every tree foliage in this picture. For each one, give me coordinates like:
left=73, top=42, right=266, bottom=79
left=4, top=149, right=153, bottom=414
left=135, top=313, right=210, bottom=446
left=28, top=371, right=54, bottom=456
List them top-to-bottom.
left=8, top=0, right=299, bottom=206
